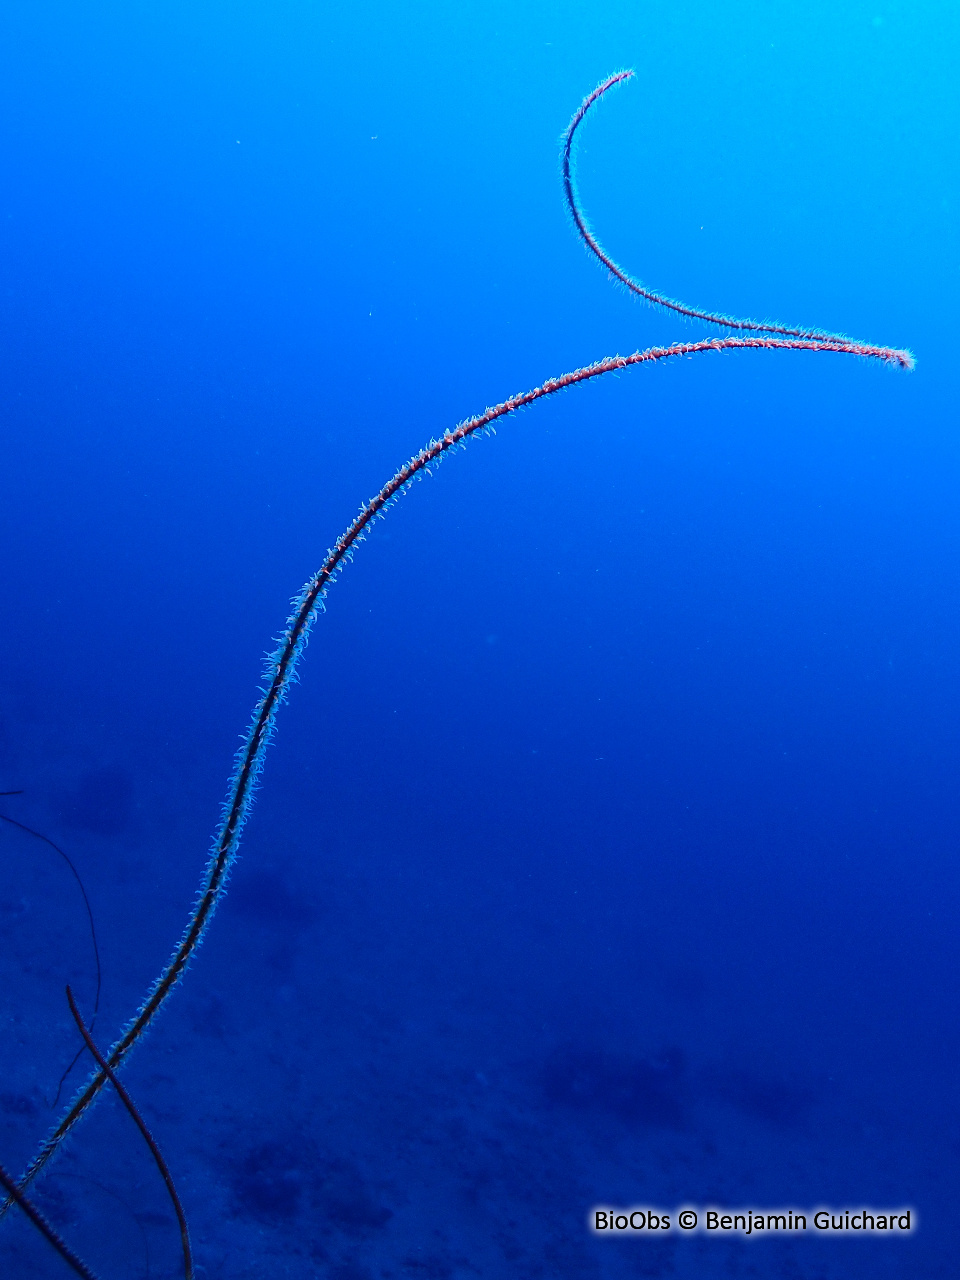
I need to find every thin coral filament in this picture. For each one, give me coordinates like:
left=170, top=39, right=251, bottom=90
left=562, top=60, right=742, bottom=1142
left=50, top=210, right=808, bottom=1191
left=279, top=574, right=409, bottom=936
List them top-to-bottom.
left=562, top=71, right=915, bottom=365
left=5, top=80, right=912, bottom=1211
left=0, top=808, right=104, bottom=1106
left=66, top=987, right=194, bottom=1280
left=0, top=1160, right=102, bottom=1280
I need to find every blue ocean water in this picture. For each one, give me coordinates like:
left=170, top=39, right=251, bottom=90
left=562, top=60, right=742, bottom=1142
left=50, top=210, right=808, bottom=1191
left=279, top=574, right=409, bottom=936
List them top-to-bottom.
left=1, top=1, right=957, bottom=1276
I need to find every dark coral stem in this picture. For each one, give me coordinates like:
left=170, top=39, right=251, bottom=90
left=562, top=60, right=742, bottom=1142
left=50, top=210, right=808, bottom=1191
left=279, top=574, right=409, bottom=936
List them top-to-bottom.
left=5, top=75, right=912, bottom=1213
left=65, top=987, right=193, bottom=1280
left=0, top=1159, right=103, bottom=1280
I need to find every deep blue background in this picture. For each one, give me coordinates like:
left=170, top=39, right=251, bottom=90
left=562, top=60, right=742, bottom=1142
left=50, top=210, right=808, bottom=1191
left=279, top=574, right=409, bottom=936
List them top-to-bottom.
left=1, top=2, right=958, bottom=1277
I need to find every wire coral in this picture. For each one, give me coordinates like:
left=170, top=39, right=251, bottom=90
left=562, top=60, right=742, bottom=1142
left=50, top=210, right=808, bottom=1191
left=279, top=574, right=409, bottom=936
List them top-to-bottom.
left=3, top=70, right=911, bottom=1230
left=561, top=70, right=912, bottom=357
left=0, top=801, right=103, bottom=1106
left=66, top=987, right=193, bottom=1280
left=0, top=1160, right=102, bottom=1280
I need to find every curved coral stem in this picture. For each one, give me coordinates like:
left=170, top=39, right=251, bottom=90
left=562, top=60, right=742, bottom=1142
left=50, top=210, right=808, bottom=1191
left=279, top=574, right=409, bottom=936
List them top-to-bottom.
left=562, top=70, right=914, bottom=367
left=5, top=80, right=912, bottom=1213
